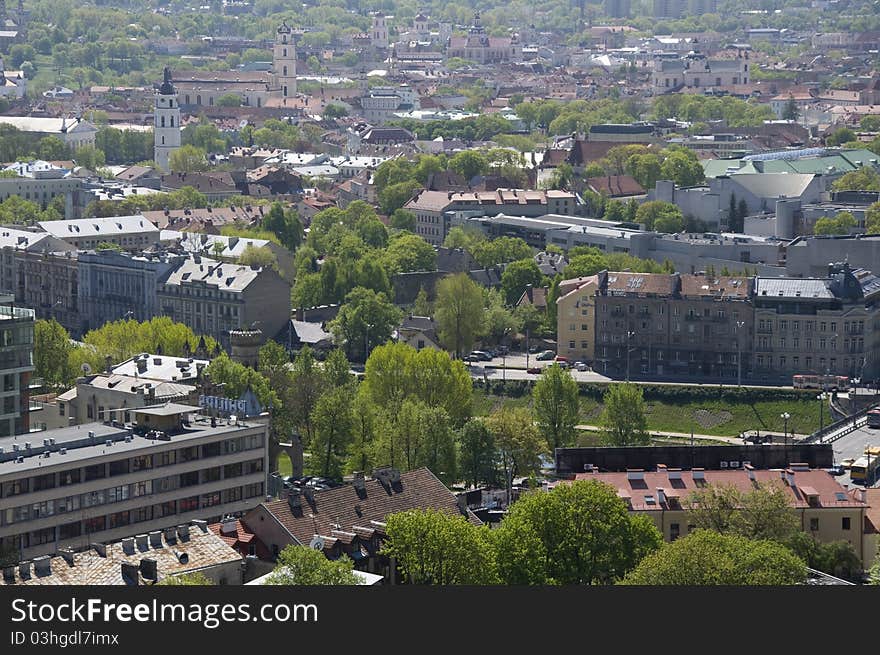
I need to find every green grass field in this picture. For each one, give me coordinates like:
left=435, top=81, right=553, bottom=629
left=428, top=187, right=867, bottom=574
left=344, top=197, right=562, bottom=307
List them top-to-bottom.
left=471, top=389, right=822, bottom=438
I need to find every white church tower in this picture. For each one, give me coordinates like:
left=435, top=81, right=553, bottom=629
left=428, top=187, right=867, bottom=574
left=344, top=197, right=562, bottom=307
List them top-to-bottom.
left=371, top=13, right=389, bottom=50
left=273, top=20, right=297, bottom=99
left=154, top=67, right=180, bottom=172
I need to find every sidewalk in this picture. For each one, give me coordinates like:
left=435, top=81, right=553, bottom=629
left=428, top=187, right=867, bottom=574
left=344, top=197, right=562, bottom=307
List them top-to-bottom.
left=575, top=424, right=787, bottom=445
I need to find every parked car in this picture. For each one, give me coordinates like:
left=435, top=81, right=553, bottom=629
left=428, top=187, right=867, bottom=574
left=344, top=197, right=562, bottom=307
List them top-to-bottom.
left=497, top=345, right=509, bottom=355
left=529, top=345, right=540, bottom=354
left=470, top=350, right=493, bottom=361
left=536, top=350, right=556, bottom=361
left=463, top=354, right=481, bottom=362
left=554, top=355, right=569, bottom=363
left=575, top=361, right=589, bottom=372
left=527, top=366, right=542, bottom=374
left=827, top=465, right=845, bottom=476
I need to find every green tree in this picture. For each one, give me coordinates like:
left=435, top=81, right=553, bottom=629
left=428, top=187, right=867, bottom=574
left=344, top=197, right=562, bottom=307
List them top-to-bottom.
left=215, top=93, right=242, bottom=107
left=323, top=103, right=348, bottom=119
left=826, top=127, right=855, bottom=146
left=168, top=144, right=209, bottom=173
left=659, top=149, right=705, bottom=187
left=448, top=150, right=488, bottom=180
left=831, top=167, right=880, bottom=192
left=378, top=179, right=422, bottom=215
left=262, top=201, right=303, bottom=252
left=636, top=201, right=684, bottom=232
left=865, top=201, right=880, bottom=234
left=390, top=208, right=416, bottom=232
left=814, top=211, right=856, bottom=235
left=382, top=232, right=437, bottom=275
left=238, top=243, right=278, bottom=269
left=500, top=259, right=544, bottom=306
left=435, top=273, right=485, bottom=358
left=413, top=286, right=432, bottom=317
left=328, top=287, right=401, bottom=362
left=82, top=317, right=217, bottom=365
left=34, top=319, right=74, bottom=389
left=288, top=346, right=327, bottom=470
left=203, top=352, right=277, bottom=410
left=532, top=364, right=580, bottom=450
left=600, top=383, right=650, bottom=446
left=310, top=385, right=354, bottom=479
left=347, top=391, right=377, bottom=474
left=486, top=407, right=548, bottom=504
left=459, top=418, right=496, bottom=489
left=494, top=480, right=663, bottom=585
left=685, top=482, right=801, bottom=543
left=383, top=509, right=499, bottom=584
left=620, top=530, right=807, bottom=585
left=264, top=545, right=360, bottom=585
left=158, top=572, right=214, bottom=585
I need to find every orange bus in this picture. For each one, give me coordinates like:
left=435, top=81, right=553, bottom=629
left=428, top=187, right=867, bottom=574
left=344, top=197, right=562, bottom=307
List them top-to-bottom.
left=792, top=374, right=850, bottom=391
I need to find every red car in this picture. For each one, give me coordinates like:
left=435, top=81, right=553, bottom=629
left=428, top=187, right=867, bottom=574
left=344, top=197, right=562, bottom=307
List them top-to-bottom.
left=527, top=366, right=542, bottom=374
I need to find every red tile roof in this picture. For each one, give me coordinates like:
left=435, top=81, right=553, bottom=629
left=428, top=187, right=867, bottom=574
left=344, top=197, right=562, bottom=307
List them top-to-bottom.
left=585, top=175, right=645, bottom=198
left=256, top=467, right=481, bottom=548
left=566, top=469, right=867, bottom=511
left=208, top=518, right=272, bottom=560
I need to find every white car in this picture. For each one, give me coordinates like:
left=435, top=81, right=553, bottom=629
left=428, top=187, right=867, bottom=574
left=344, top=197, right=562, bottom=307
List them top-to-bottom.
left=575, top=361, right=589, bottom=372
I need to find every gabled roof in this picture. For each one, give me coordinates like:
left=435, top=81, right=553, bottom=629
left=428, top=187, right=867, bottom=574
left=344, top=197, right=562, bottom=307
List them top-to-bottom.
left=255, top=467, right=481, bottom=548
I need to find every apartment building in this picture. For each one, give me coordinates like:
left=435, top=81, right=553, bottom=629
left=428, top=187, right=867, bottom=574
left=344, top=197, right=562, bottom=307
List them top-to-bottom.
left=652, top=52, right=749, bottom=91
left=405, top=189, right=578, bottom=246
left=37, top=215, right=161, bottom=252
left=0, top=247, right=79, bottom=334
left=157, top=255, right=291, bottom=350
left=752, top=263, right=880, bottom=383
left=558, top=271, right=753, bottom=380
left=0, top=295, right=34, bottom=438
left=0, top=404, right=268, bottom=561
left=565, top=465, right=870, bottom=564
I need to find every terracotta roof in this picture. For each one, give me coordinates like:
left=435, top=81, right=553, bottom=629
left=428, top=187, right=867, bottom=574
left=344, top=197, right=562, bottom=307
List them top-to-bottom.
left=568, top=140, right=617, bottom=166
left=585, top=175, right=645, bottom=198
left=605, top=272, right=677, bottom=297
left=679, top=275, right=751, bottom=300
left=258, top=467, right=481, bottom=548
left=568, top=469, right=867, bottom=511
left=863, top=488, right=880, bottom=534
left=209, top=518, right=272, bottom=560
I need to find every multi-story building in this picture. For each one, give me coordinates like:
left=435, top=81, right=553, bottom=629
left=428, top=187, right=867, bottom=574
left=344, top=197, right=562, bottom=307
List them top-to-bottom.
left=604, top=0, right=631, bottom=18
left=446, top=12, right=519, bottom=64
left=651, top=52, right=749, bottom=92
left=0, top=172, right=83, bottom=219
left=406, top=189, right=578, bottom=246
left=37, top=215, right=161, bottom=252
left=77, top=250, right=182, bottom=334
left=157, top=255, right=291, bottom=350
left=752, top=263, right=880, bottom=383
left=558, top=271, right=754, bottom=380
left=0, top=295, right=33, bottom=438
left=0, top=403, right=268, bottom=561
left=564, top=465, right=870, bottom=564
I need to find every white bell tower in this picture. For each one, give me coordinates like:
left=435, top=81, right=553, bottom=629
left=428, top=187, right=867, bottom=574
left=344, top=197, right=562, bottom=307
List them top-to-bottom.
left=273, top=21, right=297, bottom=99
left=154, top=67, right=180, bottom=172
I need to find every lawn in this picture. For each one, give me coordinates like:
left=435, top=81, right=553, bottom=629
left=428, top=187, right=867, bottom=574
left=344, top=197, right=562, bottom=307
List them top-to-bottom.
left=471, top=389, right=822, bottom=438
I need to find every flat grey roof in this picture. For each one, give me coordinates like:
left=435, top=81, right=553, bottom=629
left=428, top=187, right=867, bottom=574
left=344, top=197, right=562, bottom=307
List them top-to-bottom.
left=754, top=277, right=833, bottom=299
left=0, top=418, right=259, bottom=477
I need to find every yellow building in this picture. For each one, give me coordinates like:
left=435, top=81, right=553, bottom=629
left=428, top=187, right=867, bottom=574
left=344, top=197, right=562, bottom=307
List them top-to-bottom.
left=555, top=275, right=600, bottom=363
left=560, top=465, right=871, bottom=564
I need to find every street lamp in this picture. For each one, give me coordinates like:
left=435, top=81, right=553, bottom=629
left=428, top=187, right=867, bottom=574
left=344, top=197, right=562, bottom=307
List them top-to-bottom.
left=735, top=321, right=745, bottom=388
left=502, top=327, right=512, bottom=382
left=625, top=330, right=635, bottom=382
left=817, top=392, right=827, bottom=432
left=780, top=412, right=791, bottom=452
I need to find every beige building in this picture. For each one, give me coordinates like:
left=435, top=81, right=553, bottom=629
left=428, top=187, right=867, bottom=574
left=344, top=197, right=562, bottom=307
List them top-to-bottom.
left=37, top=215, right=161, bottom=251
left=556, top=275, right=600, bottom=363
left=0, top=404, right=268, bottom=561
left=564, top=465, right=870, bottom=564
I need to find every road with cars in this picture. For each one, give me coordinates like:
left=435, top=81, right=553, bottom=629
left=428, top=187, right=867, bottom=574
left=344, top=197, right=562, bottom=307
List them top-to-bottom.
left=827, top=423, right=880, bottom=487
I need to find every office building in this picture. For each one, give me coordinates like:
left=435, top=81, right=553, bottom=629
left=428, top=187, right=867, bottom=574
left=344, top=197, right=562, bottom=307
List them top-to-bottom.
left=0, top=295, right=33, bottom=438
left=0, top=403, right=268, bottom=561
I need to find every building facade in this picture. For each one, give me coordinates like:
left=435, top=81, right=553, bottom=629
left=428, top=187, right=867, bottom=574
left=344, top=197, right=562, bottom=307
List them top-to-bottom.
left=273, top=21, right=296, bottom=99
left=153, top=67, right=181, bottom=173
left=0, top=295, right=33, bottom=438
left=0, top=404, right=268, bottom=561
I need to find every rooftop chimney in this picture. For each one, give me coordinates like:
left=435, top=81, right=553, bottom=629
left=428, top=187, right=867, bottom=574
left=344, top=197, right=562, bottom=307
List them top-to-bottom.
left=353, top=471, right=366, bottom=493
left=303, top=486, right=315, bottom=503
left=288, top=488, right=302, bottom=511
left=456, top=494, right=468, bottom=514
left=220, top=516, right=238, bottom=536
left=179, top=523, right=193, bottom=540
left=163, top=527, right=177, bottom=544
left=148, top=531, right=163, bottom=548
left=135, top=534, right=148, bottom=550
left=121, top=537, right=135, bottom=554
left=59, top=549, right=75, bottom=566
left=33, top=555, right=51, bottom=576
left=140, top=558, right=158, bottom=581
left=18, top=560, right=31, bottom=578
left=121, top=562, right=140, bottom=585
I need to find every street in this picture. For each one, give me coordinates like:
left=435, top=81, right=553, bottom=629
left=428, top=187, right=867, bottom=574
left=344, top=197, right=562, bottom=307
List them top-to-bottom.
left=828, top=423, right=880, bottom=487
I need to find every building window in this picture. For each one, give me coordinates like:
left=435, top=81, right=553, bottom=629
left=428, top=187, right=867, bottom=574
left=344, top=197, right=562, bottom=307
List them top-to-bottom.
left=842, top=517, right=851, bottom=531
left=809, top=518, right=819, bottom=531
left=670, top=523, right=680, bottom=541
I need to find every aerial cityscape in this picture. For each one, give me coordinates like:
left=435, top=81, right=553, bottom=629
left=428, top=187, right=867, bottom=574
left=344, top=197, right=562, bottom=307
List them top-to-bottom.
left=1, top=0, right=880, bottom=590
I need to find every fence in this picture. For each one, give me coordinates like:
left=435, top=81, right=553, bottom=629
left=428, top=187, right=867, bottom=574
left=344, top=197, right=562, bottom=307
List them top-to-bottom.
left=803, top=405, right=872, bottom=444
